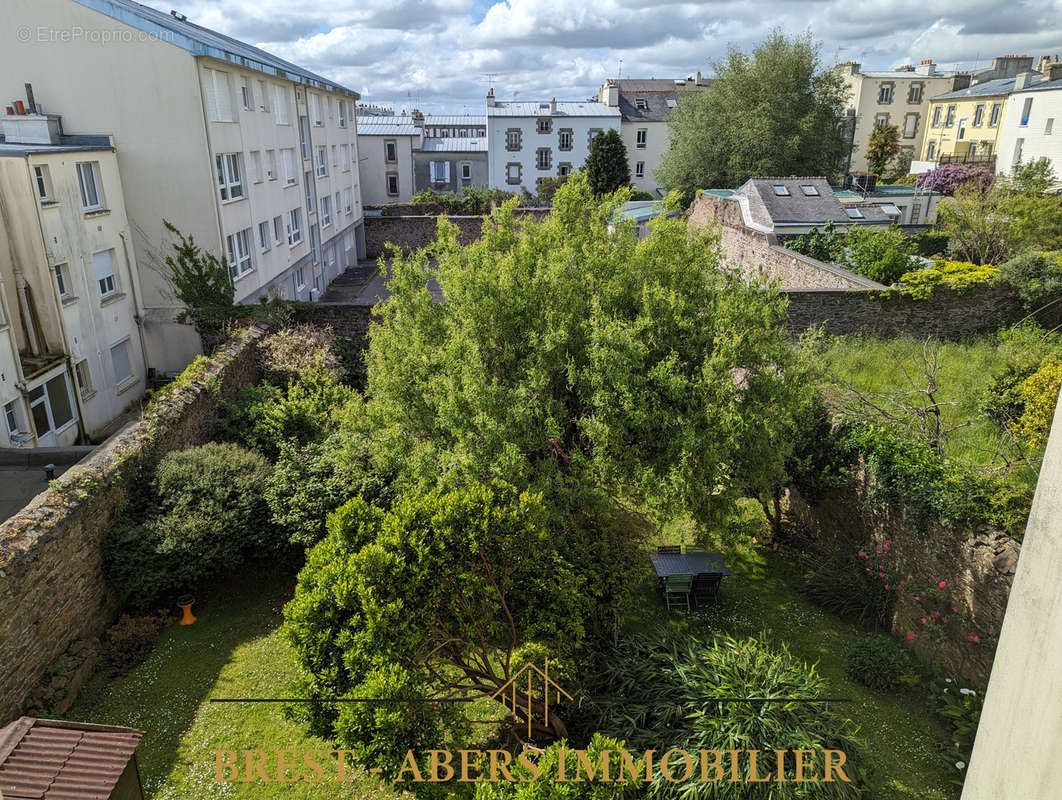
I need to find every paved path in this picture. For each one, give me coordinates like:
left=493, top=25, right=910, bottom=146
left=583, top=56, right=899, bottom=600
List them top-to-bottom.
left=320, top=260, right=443, bottom=305
left=0, top=464, right=70, bottom=524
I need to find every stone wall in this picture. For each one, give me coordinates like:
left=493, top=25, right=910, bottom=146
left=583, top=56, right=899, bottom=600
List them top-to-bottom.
left=687, top=192, right=881, bottom=290
left=364, top=209, right=550, bottom=258
left=784, top=286, right=1023, bottom=338
left=289, top=302, right=375, bottom=337
left=0, top=329, right=264, bottom=723
left=785, top=485, right=1020, bottom=684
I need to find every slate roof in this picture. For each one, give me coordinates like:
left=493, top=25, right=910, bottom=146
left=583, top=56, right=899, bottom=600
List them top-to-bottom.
left=72, top=0, right=357, bottom=96
left=931, top=75, right=1045, bottom=100
left=611, top=78, right=711, bottom=122
left=1011, top=78, right=1062, bottom=94
left=487, top=101, right=619, bottom=118
left=420, top=115, right=486, bottom=126
left=357, top=122, right=418, bottom=136
left=419, top=137, right=487, bottom=152
left=736, top=177, right=892, bottom=227
left=0, top=717, right=143, bottom=800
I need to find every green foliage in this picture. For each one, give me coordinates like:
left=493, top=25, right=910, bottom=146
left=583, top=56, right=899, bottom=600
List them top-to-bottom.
left=656, top=31, right=849, bottom=196
left=865, top=125, right=901, bottom=176
left=584, top=130, right=630, bottom=195
left=1007, top=157, right=1057, bottom=196
left=534, top=174, right=569, bottom=206
left=939, top=184, right=1062, bottom=265
left=407, top=185, right=520, bottom=214
left=628, top=188, right=655, bottom=201
left=163, top=220, right=234, bottom=322
left=788, top=220, right=842, bottom=263
left=838, top=225, right=916, bottom=285
left=913, top=230, right=950, bottom=258
left=999, top=250, right=1062, bottom=316
left=898, top=259, right=999, bottom=299
left=259, top=325, right=341, bottom=385
left=330, top=332, right=369, bottom=390
left=1011, top=357, right=1062, bottom=449
left=104, top=443, right=276, bottom=608
left=800, top=550, right=893, bottom=630
left=585, top=633, right=862, bottom=798
left=844, top=635, right=912, bottom=690
left=929, top=677, right=983, bottom=783
left=474, top=734, right=641, bottom=800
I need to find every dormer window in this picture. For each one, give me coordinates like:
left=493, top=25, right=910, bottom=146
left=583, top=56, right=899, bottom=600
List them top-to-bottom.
left=635, top=98, right=648, bottom=110
left=772, top=185, right=790, bottom=196
left=800, top=185, right=819, bottom=196
left=845, top=207, right=865, bottom=219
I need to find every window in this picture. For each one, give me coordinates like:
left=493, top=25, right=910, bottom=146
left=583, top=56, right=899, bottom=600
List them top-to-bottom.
left=205, top=68, right=234, bottom=122
left=240, top=77, right=252, bottom=110
left=257, top=79, right=270, bottom=111
left=274, top=84, right=292, bottom=124
left=878, top=84, right=892, bottom=103
left=908, top=84, right=922, bottom=103
left=310, top=93, right=323, bottom=126
left=1020, top=97, right=1033, bottom=126
left=635, top=98, right=648, bottom=110
left=339, top=100, right=347, bottom=128
left=989, top=103, right=1001, bottom=126
left=973, top=104, right=985, bottom=126
left=945, top=105, right=956, bottom=126
left=932, top=106, right=942, bottom=127
left=874, top=113, right=890, bottom=128
left=900, top=113, right=917, bottom=138
left=299, top=116, right=312, bottom=160
left=536, top=118, right=552, bottom=134
left=957, top=118, right=967, bottom=141
left=1047, top=118, right=1055, bottom=135
left=587, top=128, right=601, bottom=147
left=636, top=128, right=647, bottom=148
left=505, top=129, right=522, bottom=151
left=558, top=129, right=573, bottom=151
left=1013, top=138, right=1024, bottom=167
left=927, top=139, right=937, bottom=160
left=383, top=140, right=398, bottom=163
left=340, top=144, right=350, bottom=172
left=331, top=145, right=337, bottom=167
left=316, top=146, right=328, bottom=177
left=282, top=148, right=297, bottom=185
left=535, top=148, right=551, bottom=170
left=266, top=149, right=277, bottom=180
left=251, top=150, right=263, bottom=182
left=215, top=153, right=244, bottom=201
left=430, top=160, right=450, bottom=184
left=76, top=161, right=103, bottom=211
left=635, top=161, right=644, bottom=178
left=461, top=162, right=472, bottom=181
left=506, top=163, right=521, bottom=185
left=33, top=165, right=53, bottom=202
left=305, top=170, right=316, bottom=214
left=386, top=173, right=399, bottom=196
left=771, top=184, right=790, bottom=196
left=800, top=184, right=819, bottom=196
left=343, top=188, right=353, bottom=214
left=321, top=195, right=332, bottom=227
left=844, top=207, right=865, bottom=219
left=288, top=208, right=303, bottom=246
left=273, top=215, right=284, bottom=245
left=259, top=220, right=271, bottom=251
left=310, top=224, right=321, bottom=265
left=226, top=228, right=253, bottom=278
left=93, top=249, right=116, bottom=298
left=54, top=263, right=70, bottom=298
left=296, top=267, right=306, bottom=289
left=110, top=338, right=134, bottom=387
left=73, top=359, right=93, bottom=398
left=29, top=374, right=75, bottom=437
left=4, top=400, right=20, bottom=435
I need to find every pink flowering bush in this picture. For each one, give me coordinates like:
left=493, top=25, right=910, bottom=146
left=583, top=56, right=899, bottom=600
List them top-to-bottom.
left=915, top=164, right=994, bottom=196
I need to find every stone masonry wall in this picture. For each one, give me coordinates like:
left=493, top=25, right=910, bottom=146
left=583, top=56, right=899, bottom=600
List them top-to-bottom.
left=364, top=209, right=550, bottom=259
left=0, top=329, right=264, bottom=723
left=785, top=485, right=1020, bottom=684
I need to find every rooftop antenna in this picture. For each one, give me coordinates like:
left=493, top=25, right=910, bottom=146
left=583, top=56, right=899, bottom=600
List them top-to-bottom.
left=618, top=58, right=623, bottom=79
left=483, top=73, right=497, bottom=92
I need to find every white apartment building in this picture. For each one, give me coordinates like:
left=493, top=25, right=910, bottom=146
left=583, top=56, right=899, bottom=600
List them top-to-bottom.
left=2, top=0, right=366, bottom=373
left=996, top=62, right=1062, bottom=180
left=597, top=76, right=711, bottom=197
left=485, top=92, right=620, bottom=193
left=0, top=113, right=146, bottom=447
left=356, top=119, right=418, bottom=204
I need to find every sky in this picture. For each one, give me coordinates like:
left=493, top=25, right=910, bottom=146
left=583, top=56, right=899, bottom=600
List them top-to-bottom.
left=146, top=0, right=1062, bottom=115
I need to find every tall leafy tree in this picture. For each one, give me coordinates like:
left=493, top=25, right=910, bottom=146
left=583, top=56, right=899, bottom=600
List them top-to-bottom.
left=657, top=31, right=850, bottom=197
left=865, top=124, right=901, bottom=176
left=584, top=129, right=630, bottom=195
left=163, top=220, right=234, bottom=321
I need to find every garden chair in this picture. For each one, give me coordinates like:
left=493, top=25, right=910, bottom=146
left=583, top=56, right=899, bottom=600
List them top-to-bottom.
left=657, top=545, right=682, bottom=554
left=663, top=573, right=693, bottom=612
left=692, top=573, right=722, bottom=607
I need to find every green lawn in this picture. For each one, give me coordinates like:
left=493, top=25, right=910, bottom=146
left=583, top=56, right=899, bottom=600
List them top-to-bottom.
left=69, top=565, right=403, bottom=800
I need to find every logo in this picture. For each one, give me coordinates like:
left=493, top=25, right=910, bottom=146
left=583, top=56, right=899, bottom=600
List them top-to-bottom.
left=488, top=659, right=572, bottom=739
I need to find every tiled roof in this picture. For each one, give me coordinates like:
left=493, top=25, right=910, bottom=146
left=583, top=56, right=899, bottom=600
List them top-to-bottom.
left=72, top=0, right=357, bottom=96
left=931, top=75, right=1045, bottom=100
left=487, top=101, right=619, bottom=118
left=419, top=137, right=487, bottom=152
left=0, top=717, right=143, bottom=800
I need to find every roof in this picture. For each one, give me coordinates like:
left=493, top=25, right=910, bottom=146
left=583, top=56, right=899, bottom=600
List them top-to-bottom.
left=72, top=0, right=357, bottom=97
left=931, top=75, right=1045, bottom=101
left=1011, top=78, right=1062, bottom=94
left=487, top=101, right=619, bottom=118
left=420, top=115, right=486, bottom=126
left=357, top=122, right=418, bottom=136
left=0, top=133, right=114, bottom=157
left=419, top=137, right=487, bottom=152
left=736, top=177, right=893, bottom=227
left=615, top=200, right=680, bottom=223
left=0, top=717, right=144, bottom=800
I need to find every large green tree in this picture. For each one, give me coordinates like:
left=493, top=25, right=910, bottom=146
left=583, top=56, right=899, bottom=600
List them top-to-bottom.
left=656, top=31, right=850, bottom=197
left=865, top=124, right=901, bottom=177
left=584, top=129, right=630, bottom=195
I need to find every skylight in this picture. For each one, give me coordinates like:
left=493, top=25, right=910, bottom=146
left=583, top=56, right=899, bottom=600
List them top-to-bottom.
left=666, top=99, right=677, bottom=108
left=772, top=185, right=791, bottom=196
left=800, top=185, right=819, bottom=196
left=845, top=207, right=865, bottom=219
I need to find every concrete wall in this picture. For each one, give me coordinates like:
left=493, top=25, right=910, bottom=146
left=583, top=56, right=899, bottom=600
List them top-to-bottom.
left=996, top=84, right=1062, bottom=177
left=621, top=120, right=668, bottom=196
left=357, top=134, right=415, bottom=205
left=412, top=152, right=488, bottom=194
left=0, top=328, right=263, bottom=723
left=961, top=390, right=1062, bottom=799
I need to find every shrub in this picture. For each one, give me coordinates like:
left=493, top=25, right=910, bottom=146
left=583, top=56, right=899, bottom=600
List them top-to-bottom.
left=915, top=164, right=994, bottom=196
left=407, top=186, right=519, bottom=214
left=629, top=188, right=655, bottom=201
left=788, top=220, right=842, bottom=263
left=838, top=225, right=917, bottom=285
left=914, top=230, right=950, bottom=258
left=999, top=250, right=1062, bottom=316
left=898, top=259, right=999, bottom=299
left=259, top=325, right=340, bottom=385
left=330, top=332, right=369, bottom=390
left=1012, top=357, right=1062, bottom=449
left=104, top=443, right=276, bottom=608
left=800, top=552, right=893, bottom=630
left=102, top=611, right=174, bottom=676
left=586, top=634, right=862, bottom=798
left=844, top=635, right=911, bottom=690
left=929, top=676, right=983, bottom=783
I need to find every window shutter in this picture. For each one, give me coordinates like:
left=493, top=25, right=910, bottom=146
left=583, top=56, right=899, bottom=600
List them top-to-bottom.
left=204, top=69, right=219, bottom=120
left=215, top=71, right=233, bottom=122
left=444, top=161, right=451, bottom=183
left=93, top=250, right=113, bottom=282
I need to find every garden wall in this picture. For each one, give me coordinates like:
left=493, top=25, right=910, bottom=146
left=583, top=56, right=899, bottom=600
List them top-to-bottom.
left=364, top=209, right=550, bottom=258
left=0, top=329, right=265, bottom=724
left=784, top=485, right=1020, bottom=684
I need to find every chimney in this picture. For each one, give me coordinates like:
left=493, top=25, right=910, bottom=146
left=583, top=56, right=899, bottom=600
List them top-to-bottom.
left=985, top=54, right=1034, bottom=80
left=914, top=59, right=937, bottom=76
left=835, top=61, right=861, bottom=76
left=1045, top=61, right=1062, bottom=82
left=1014, top=71, right=1037, bottom=91
left=951, top=72, right=971, bottom=91
left=600, top=82, right=618, bottom=106
left=486, top=87, right=495, bottom=107
left=550, top=97, right=557, bottom=113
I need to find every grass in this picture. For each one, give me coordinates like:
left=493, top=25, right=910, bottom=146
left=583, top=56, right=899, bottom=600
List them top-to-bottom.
left=69, top=565, right=403, bottom=800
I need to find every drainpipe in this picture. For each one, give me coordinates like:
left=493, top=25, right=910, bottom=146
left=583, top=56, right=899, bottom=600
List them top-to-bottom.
left=0, top=186, right=42, bottom=355
left=119, top=230, right=151, bottom=378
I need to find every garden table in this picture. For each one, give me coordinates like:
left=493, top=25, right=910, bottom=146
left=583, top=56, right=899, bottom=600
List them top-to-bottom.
left=650, top=551, right=731, bottom=579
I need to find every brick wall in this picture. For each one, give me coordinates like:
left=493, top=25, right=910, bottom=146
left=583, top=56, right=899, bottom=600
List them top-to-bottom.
left=364, top=209, right=550, bottom=258
left=0, top=329, right=264, bottom=723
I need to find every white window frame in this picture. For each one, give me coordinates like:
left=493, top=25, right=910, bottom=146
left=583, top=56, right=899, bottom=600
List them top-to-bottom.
left=206, top=68, right=235, bottom=122
left=274, top=84, right=291, bottom=125
left=636, top=128, right=647, bottom=148
left=316, top=146, right=328, bottom=177
left=282, top=148, right=297, bottom=185
left=251, top=150, right=263, bottom=182
left=216, top=153, right=244, bottom=202
left=76, top=161, right=104, bottom=212
left=634, top=161, right=645, bottom=178
left=34, top=165, right=53, bottom=203
left=343, top=188, right=353, bottom=214
left=321, top=195, right=332, bottom=228
left=288, top=208, right=303, bottom=246
left=273, top=215, right=284, bottom=245
left=259, top=220, right=272, bottom=252
left=226, top=228, right=254, bottom=279
left=93, top=249, right=117, bottom=298
left=54, top=262, right=70, bottom=298
left=110, top=337, right=135, bottom=388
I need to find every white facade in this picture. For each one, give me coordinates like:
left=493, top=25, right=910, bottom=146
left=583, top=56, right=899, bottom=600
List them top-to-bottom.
left=1, top=0, right=366, bottom=373
left=996, top=80, right=1062, bottom=180
left=485, top=94, right=620, bottom=193
left=356, top=121, right=418, bottom=205
left=0, top=125, right=146, bottom=447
